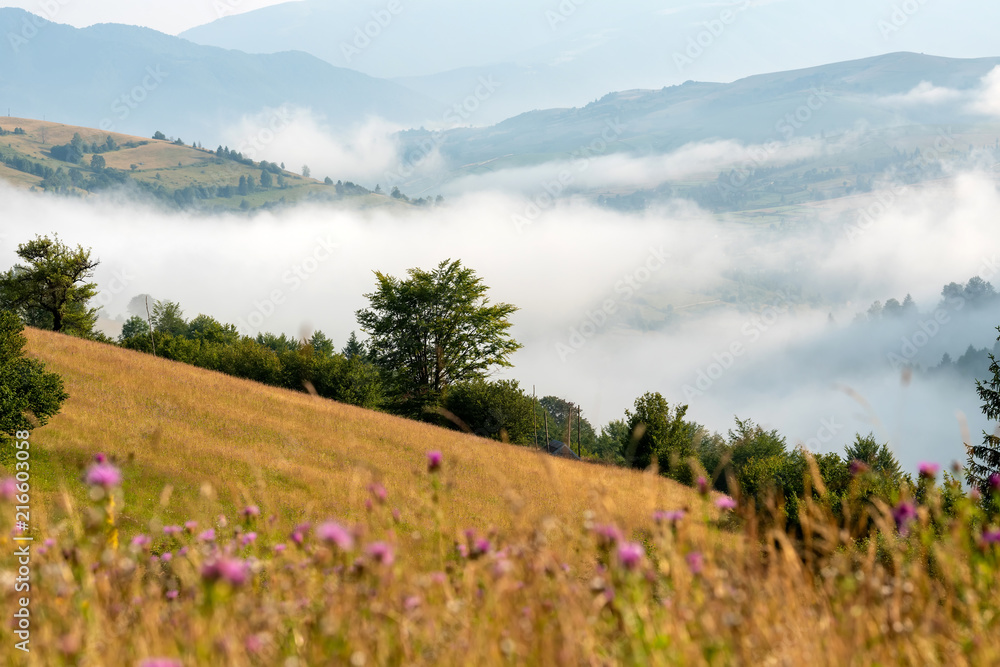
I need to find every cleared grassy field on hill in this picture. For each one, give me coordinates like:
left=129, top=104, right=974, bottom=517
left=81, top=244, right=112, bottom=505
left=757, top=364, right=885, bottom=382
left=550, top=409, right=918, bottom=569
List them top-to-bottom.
left=16, top=327, right=697, bottom=545
left=3, top=330, right=1000, bottom=665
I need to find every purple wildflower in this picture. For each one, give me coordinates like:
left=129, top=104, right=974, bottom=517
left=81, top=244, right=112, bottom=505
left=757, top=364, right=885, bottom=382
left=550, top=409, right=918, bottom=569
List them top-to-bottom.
left=427, top=450, right=443, bottom=473
left=93, top=453, right=107, bottom=464
left=850, top=460, right=869, bottom=476
left=84, top=462, right=121, bottom=488
left=918, top=462, right=939, bottom=480
left=989, top=474, right=1000, bottom=493
left=697, top=477, right=709, bottom=496
left=0, top=478, right=17, bottom=502
left=368, top=483, right=387, bottom=503
left=716, top=496, right=738, bottom=511
left=893, top=501, right=918, bottom=534
left=241, top=505, right=260, bottom=519
left=654, top=510, right=686, bottom=524
left=184, top=521, right=198, bottom=533
left=317, top=521, right=354, bottom=551
left=593, top=524, right=623, bottom=548
left=163, top=525, right=182, bottom=536
left=198, top=529, right=216, bottom=542
left=982, top=529, right=1000, bottom=546
left=240, top=532, right=257, bottom=546
left=130, top=534, right=151, bottom=550
left=472, top=538, right=491, bottom=557
left=366, top=541, right=395, bottom=566
left=617, top=542, right=644, bottom=571
left=273, top=543, right=286, bottom=554
left=687, top=551, right=704, bottom=574
left=162, top=552, right=173, bottom=563
left=202, top=557, right=249, bottom=586
left=165, top=590, right=179, bottom=600
left=403, top=595, right=422, bottom=612
left=139, top=659, right=182, bottom=667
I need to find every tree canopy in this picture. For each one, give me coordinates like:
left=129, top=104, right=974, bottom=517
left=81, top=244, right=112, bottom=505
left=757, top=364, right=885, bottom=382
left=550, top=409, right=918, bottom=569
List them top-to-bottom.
left=0, top=235, right=99, bottom=335
left=356, top=259, right=521, bottom=414
left=0, top=310, right=68, bottom=440
left=968, top=326, right=1000, bottom=492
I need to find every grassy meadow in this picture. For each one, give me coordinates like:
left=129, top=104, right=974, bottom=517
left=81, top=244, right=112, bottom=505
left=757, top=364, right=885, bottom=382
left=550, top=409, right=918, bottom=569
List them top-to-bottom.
left=2, top=329, right=1000, bottom=665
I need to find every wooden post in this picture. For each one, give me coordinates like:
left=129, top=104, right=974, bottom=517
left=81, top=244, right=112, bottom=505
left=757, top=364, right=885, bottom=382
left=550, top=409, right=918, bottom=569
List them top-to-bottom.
left=145, top=296, right=156, bottom=357
left=532, top=386, right=538, bottom=449
left=567, top=404, right=572, bottom=456
left=577, top=407, right=582, bottom=457
left=543, top=410, right=549, bottom=447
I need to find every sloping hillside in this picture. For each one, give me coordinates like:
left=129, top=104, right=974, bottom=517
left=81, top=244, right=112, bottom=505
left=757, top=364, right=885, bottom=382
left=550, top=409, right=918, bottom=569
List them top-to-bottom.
left=0, top=117, right=405, bottom=210
left=19, top=327, right=697, bottom=540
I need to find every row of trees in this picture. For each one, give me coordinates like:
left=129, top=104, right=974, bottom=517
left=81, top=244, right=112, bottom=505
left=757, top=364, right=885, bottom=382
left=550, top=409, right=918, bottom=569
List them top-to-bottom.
left=4, top=235, right=1000, bottom=512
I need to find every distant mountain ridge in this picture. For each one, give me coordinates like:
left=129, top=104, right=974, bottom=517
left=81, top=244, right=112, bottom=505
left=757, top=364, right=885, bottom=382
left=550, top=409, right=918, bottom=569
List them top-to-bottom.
left=0, top=8, right=438, bottom=143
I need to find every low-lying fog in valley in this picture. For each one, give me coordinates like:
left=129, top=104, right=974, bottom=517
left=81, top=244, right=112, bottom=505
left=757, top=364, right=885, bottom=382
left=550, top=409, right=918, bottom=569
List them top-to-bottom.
left=4, top=121, right=999, bottom=477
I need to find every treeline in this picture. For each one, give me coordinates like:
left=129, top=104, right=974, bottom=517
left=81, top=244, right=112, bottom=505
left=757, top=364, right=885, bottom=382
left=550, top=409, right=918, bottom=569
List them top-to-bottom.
left=0, top=126, right=26, bottom=136
left=118, top=300, right=383, bottom=410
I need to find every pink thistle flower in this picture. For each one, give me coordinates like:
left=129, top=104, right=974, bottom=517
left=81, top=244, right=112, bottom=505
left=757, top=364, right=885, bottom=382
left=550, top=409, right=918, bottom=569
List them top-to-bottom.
left=427, top=450, right=443, bottom=472
left=93, top=453, right=107, bottom=464
left=850, top=460, right=869, bottom=476
left=85, top=462, right=121, bottom=488
left=918, top=462, right=939, bottom=480
left=989, top=474, right=1000, bottom=493
left=697, top=477, right=709, bottom=496
left=0, top=478, right=17, bottom=502
left=368, top=483, right=387, bottom=503
left=716, top=496, right=738, bottom=511
left=893, top=501, right=918, bottom=534
left=241, top=505, right=260, bottom=519
left=392, top=508, right=401, bottom=522
left=654, top=510, right=686, bottom=524
left=184, top=521, right=198, bottom=533
left=317, top=521, right=354, bottom=551
left=593, top=524, right=623, bottom=548
left=163, top=525, right=182, bottom=536
left=198, top=529, right=216, bottom=542
left=982, top=529, right=1000, bottom=546
left=240, top=532, right=257, bottom=547
left=131, top=534, right=151, bottom=550
left=472, top=538, right=491, bottom=557
left=366, top=541, right=394, bottom=566
left=617, top=542, right=644, bottom=571
left=273, top=543, right=286, bottom=554
left=456, top=543, right=469, bottom=558
left=178, top=546, right=189, bottom=557
left=687, top=551, right=704, bottom=574
left=162, top=552, right=172, bottom=562
left=202, top=557, right=249, bottom=586
left=165, top=590, right=178, bottom=600
left=403, top=595, right=422, bottom=612
left=245, top=634, right=265, bottom=654
left=139, top=659, right=182, bottom=667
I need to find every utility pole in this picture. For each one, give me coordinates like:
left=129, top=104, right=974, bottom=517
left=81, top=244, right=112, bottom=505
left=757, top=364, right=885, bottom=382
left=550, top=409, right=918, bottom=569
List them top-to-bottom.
left=145, top=296, right=157, bottom=357
left=532, top=385, right=538, bottom=449
left=567, top=403, right=572, bottom=456
left=577, top=407, right=582, bottom=457
left=543, top=410, right=549, bottom=447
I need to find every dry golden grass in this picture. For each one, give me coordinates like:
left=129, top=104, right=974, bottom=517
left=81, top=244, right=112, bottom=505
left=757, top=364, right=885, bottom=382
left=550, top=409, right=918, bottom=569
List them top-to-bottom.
left=22, top=327, right=701, bottom=545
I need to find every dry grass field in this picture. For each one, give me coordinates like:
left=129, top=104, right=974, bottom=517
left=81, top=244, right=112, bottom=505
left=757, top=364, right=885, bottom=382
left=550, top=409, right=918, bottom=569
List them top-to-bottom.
left=3, top=329, right=999, bottom=666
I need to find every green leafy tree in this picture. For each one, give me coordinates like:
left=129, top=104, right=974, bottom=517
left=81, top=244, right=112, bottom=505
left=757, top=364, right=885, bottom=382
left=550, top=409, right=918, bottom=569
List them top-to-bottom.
left=153, top=131, right=166, bottom=140
left=90, top=154, right=106, bottom=171
left=260, top=169, right=273, bottom=188
left=0, top=235, right=99, bottom=335
left=356, top=259, right=521, bottom=414
left=151, top=300, right=188, bottom=337
left=0, top=310, right=68, bottom=442
left=968, top=326, right=1000, bottom=492
left=309, top=331, right=336, bottom=358
left=342, top=331, right=366, bottom=361
left=444, top=379, right=534, bottom=444
left=624, top=392, right=696, bottom=482
left=594, top=419, right=630, bottom=464
left=845, top=433, right=902, bottom=479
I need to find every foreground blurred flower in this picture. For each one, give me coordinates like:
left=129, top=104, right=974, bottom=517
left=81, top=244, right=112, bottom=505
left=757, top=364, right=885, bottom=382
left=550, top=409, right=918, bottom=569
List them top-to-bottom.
left=427, top=450, right=443, bottom=473
left=850, top=460, right=869, bottom=476
left=85, top=462, right=121, bottom=488
left=918, top=462, right=939, bottom=480
left=989, top=474, right=1000, bottom=493
left=697, top=477, right=709, bottom=496
left=0, top=478, right=17, bottom=502
left=368, top=482, right=388, bottom=504
left=716, top=497, right=737, bottom=511
left=893, top=501, right=918, bottom=534
left=241, top=505, right=260, bottom=519
left=654, top=510, right=686, bottom=524
left=317, top=521, right=355, bottom=551
left=593, top=524, right=623, bottom=548
left=198, top=529, right=216, bottom=542
left=982, top=529, right=1000, bottom=546
left=130, top=534, right=151, bottom=550
left=366, top=541, right=395, bottom=566
left=617, top=542, right=644, bottom=571
left=687, top=551, right=705, bottom=574
left=202, top=557, right=249, bottom=586
left=139, top=659, right=182, bottom=667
